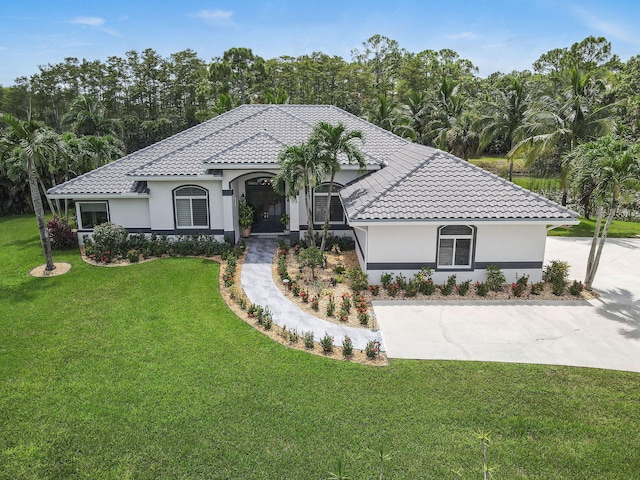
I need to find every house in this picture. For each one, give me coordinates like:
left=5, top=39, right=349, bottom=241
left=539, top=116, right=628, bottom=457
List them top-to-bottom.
left=48, top=104, right=578, bottom=283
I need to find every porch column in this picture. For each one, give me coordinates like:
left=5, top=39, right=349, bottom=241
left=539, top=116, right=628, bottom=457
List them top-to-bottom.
left=222, top=189, right=235, bottom=243
left=288, top=194, right=300, bottom=243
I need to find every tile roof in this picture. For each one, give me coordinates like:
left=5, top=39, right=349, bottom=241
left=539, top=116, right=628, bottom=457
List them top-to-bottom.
left=48, top=104, right=577, bottom=223
left=49, top=105, right=399, bottom=195
left=340, top=143, right=578, bottom=222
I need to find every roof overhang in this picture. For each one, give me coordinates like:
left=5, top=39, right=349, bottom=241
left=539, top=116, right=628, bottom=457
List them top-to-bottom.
left=47, top=193, right=149, bottom=200
left=346, top=217, right=580, bottom=227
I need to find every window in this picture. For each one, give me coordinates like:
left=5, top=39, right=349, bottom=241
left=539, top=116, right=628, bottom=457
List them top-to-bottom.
left=313, top=183, right=344, bottom=224
left=174, top=186, right=209, bottom=228
left=78, top=202, right=108, bottom=229
left=437, top=225, right=474, bottom=268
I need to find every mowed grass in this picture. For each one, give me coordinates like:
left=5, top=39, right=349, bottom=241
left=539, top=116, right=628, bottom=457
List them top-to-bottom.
left=1, top=216, right=640, bottom=479
left=548, top=217, right=640, bottom=238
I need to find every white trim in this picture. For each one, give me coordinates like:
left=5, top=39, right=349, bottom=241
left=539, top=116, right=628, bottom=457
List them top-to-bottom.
left=126, top=174, right=223, bottom=181
left=313, top=183, right=345, bottom=225
left=173, top=186, right=210, bottom=229
left=48, top=193, right=148, bottom=200
left=347, top=218, right=580, bottom=227
left=437, top=225, right=474, bottom=269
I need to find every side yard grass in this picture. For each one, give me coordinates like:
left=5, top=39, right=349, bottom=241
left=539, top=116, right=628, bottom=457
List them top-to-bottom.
left=1, top=215, right=639, bottom=479
left=548, top=217, right=640, bottom=238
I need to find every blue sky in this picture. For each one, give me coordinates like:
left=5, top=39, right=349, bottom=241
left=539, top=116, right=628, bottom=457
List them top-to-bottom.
left=1, top=0, right=640, bottom=86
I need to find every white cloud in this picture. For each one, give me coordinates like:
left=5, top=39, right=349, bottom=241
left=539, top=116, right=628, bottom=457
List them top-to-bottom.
left=190, top=9, right=236, bottom=27
left=68, top=16, right=121, bottom=37
left=69, top=16, right=105, bottom=27
left=448, top=31, right=479, bottom=40
left=0, top=46, right=7, bottom=51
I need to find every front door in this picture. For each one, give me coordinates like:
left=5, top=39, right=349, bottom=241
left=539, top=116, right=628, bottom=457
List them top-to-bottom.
left=245, top=177, right=285, bottom=233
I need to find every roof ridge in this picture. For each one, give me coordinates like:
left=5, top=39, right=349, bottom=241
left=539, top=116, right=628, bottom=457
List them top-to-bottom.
left=203, top=130, right=288, bottom=163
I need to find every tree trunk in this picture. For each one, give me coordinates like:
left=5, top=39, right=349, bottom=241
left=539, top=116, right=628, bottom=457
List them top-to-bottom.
left=508, top=158, right=514, bottom=182
left=28, top=167, right=55, bottom=271
left=320, top=171, right=336, bottom=252
left=49, top=172, right=62, bottom=215
left=304, top=185, right=315, bottom=247
left=585, top=200, right=617, bottom=289
left=584, top=205, right=603, bottom=289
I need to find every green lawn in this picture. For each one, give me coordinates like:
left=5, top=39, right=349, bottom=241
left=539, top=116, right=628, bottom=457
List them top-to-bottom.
left=1, top=215, right=640, bottom=479
left=548, top=217, right=640, bottom=238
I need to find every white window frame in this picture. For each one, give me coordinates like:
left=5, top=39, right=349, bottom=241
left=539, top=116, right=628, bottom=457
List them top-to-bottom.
left=313, top=183, right=345, bottom=224
left=173, top=186, right=209, bottom=229
left=77, top=201, right=109, bottom=230
left=437, top=225, right=474, bottom=269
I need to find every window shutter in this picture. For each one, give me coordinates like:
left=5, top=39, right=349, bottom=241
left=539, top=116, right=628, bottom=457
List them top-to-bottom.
left=314, top=195, right=328, bottom=224
left=329, top=196, right=344, bottom=222
left=176, top=198, right=192, bottom=227
left=192, top=199, right=208, bottom=226
left=439, top=239, right=454, bottom=266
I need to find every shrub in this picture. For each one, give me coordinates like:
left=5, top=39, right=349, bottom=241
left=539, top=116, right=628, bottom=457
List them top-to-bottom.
left=47, top=216, right=77, bottom=249
left=92, top=222, right=129, bottom=257
left=316, top=233, right=355, bottom=251
left=299, top=246, right=325, bottom=279
left=127, top=249, right=140, bottom=263
left=544, top=260, right=570, bottom=296
left=333, top=264, right=346, bottom=274
left=485, top=265, right=505, bottom=292
left=347, top=267, right=369, bottom=293
left=380, top=272, right=393, bottom=288
left=395, top=273, right=407, bottom=290
left=511, top=274, right=529, bottom=297
left=420, top=279, right=436, bottom=295
left=457, top=280, right=470, bottom=296
left=569, top=280, right=584, bottom=296
left=404, top=281, right=418, bottom=297
left=475, top=281, right=489, bottom=297
left=530, top=281, right=545, bottom=295
left=386, top=282, right=400, bottom=297
left=369, top=284, right=380, bottom=296
left=340, top=293, right=351, bottom=313
left=326, top=295, right=335, bottom=317
left=310, top=296, right=319, bottom=311
left=338, top=307, right=349, bottom=322
left=262, top=308, right=273, bottom=330
left=358, top=308, right=369, bottom=326
left=288, top=328, right=300, bottom=344
left=303, top=330, right=315, bottom=349
left=320, top=333, right=334, bottom=354
left=341, top=336, right=353, bottom=358
left=365, top=340, right=381, bottom=359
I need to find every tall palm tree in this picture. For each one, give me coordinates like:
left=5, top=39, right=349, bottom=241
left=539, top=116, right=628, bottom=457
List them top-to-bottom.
left=511, top=68, right=616, bottom=204
left=478, top=76, right=529, bottom=180
left=366, top=94, right=415, bottom=139
left=61, top=95, right=122, bottom=137
left=0, top=114, right=66, bottom=271
left=310, top=122, right=366, bottom=251
left=565, top=136, right=640, bottom=289
left=273, top=142, right=325, bottom=246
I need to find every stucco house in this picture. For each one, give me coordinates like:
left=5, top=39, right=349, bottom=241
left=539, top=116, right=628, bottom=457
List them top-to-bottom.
left=48, top=104, right=578, bottom=283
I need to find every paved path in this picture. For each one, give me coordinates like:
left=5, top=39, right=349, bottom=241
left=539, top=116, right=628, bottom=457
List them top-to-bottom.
left=240, top=236, right=383, bottom=350
left=375, top=237, right=640, bottom=372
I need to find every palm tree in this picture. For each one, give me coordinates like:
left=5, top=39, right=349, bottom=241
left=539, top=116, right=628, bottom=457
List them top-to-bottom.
left=511, top=68, right=616, bottom=202
left=478, top=76, right=529, bottom=180
left=425, top=77, right=467, bottom=150
left=366, top=94, right=415, bottom=139
left=61, top=95, right=122, bottom=137
left=446, top=111, right=480, bottom=160
left=0, top=114, right=66, bottom=271
left=310, top=122, right=366, bottom=251
left=565, top=136, right=640, bottom=289
left=273, top=142, right=325, bottom=246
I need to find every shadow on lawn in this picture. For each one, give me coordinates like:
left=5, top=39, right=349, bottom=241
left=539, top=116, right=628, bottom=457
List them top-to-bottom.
left=0, top=277, right=55, bottom=304
left=595, top=288, right=640, bottom=339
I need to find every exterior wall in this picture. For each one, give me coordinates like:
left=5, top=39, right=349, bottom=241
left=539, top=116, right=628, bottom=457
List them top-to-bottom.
left=146, top=180, right=224, bottom=237
left=108, top=198, right=151, bottom=229
left=362, top=222, right=548, bottom=284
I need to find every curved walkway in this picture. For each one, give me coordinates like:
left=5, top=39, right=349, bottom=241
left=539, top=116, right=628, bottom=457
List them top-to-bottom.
left=240, top=236, right=383, bottom=350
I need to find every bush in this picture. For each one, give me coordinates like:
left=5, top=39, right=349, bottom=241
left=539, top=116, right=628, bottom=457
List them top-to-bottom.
left=47, top=216, right=77, bottom=249
left=93, top=222, right=129, bottom=257
left=315, top=233, right=355, bottom=251
left=299, top=246, right=325, bottom=279
left=127, top=249, right=140, bottom=263
left=544, top=260, right=570, bottom=296
left=485, top=265, right=505, bottom=292
left=347, top=267, right=369, bottom=293
left=380, top=272, right=393, bottom=288
left=511, top=274, right=529, bottom=297
left=420, top=278, right=436, bottom=295
left=457, top=280, right=470, bottom=296
left=569, top=280, right=584, bottom=296
left=475, top=281, right=489, bottom=297
left=530, top=281, right=545, bottom=295
left=369, top=285, right=380, bottom=296
left=326, top=295, right=335, bottom=317
left=357, top=308, right=369, bottom=326
left=303, top=331, right=314, bottom=349
left=320, top=333, right=334, bottom=354
left=341, top=336, right=353, bottom=358
left=365, top=340, right=381, bottom=359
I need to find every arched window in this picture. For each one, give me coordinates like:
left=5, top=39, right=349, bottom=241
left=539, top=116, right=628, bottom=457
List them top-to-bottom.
left=313, top=183, right=345, bottom=224
left=174, top=186, right=209, bottom=228
left=437, top=225, right=474, bottom=268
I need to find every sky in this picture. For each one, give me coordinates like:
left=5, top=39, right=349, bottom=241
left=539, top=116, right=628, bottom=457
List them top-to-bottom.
left=1, top=0, right=640, bottom=86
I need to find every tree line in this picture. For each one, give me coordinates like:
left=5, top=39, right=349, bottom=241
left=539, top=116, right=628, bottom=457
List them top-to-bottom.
left=1, top=34, right=640, bottom=217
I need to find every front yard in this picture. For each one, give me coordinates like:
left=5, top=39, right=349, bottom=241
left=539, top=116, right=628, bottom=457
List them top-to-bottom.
left=1, top=215, right=639, bottom=478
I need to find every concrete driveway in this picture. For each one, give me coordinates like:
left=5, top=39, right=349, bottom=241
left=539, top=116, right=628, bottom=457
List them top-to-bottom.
left=374, top=237, right=640, bottom=372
